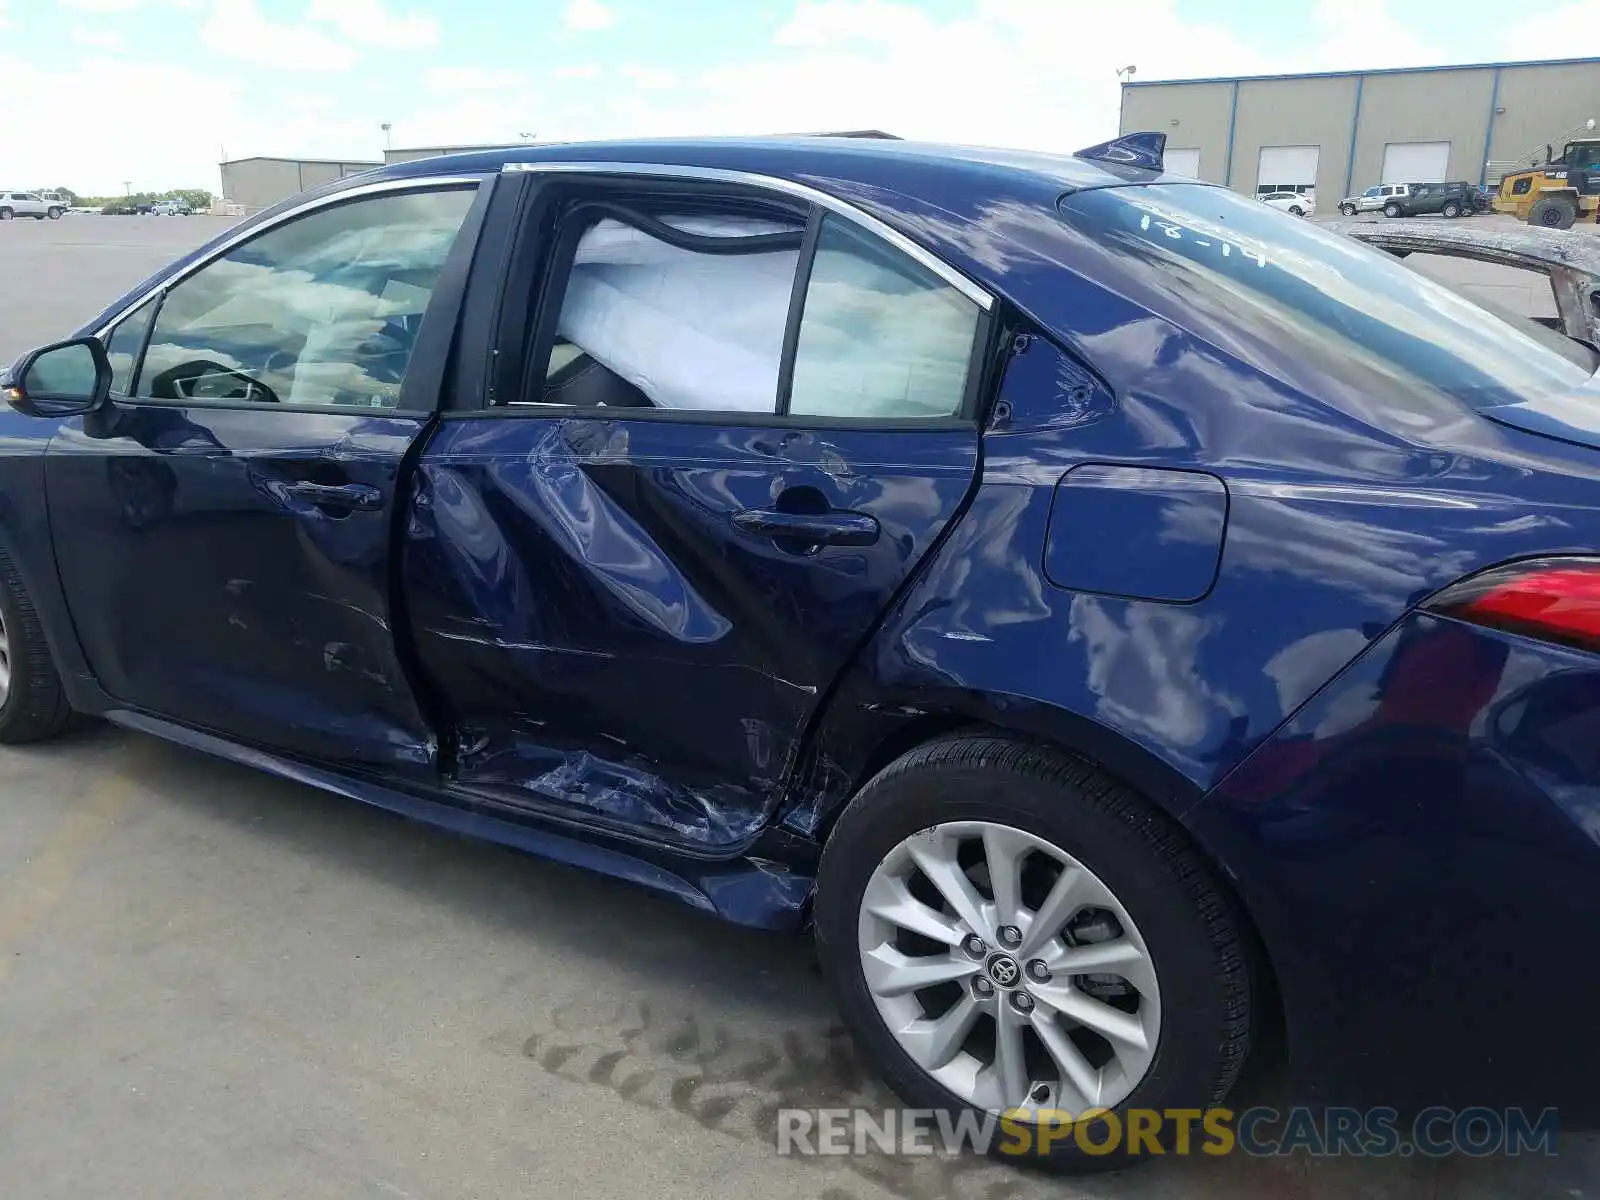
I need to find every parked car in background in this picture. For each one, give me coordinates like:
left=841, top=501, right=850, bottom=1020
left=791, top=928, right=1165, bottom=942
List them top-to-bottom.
left=8, top=132, right=1600, bottom=1171
left=1390, top=181, right=1476, bottom=218
left=1339, top=182, right=1402, bottom=215
left=1259, top=189, right=1314, bottom=216
left=0, top=191, right=54, bottom=220
left=151, top=199, right=192, bottom=216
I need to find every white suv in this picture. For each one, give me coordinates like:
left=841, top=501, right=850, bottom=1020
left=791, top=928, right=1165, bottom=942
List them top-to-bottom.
left=0, top=192, right=63, bottom=220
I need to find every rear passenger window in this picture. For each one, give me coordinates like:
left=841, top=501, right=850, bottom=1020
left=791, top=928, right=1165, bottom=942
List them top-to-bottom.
left=529, top=203, right=980, bottom=420
left=543, top=212, right=803, bottom=412
left=789, top=215, right=979, bottom=419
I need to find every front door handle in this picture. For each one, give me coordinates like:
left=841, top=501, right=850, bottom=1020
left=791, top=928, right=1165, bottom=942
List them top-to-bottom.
left=280, top=480, right=384, bottom=510
left=732, top=508, right=880, bottom=547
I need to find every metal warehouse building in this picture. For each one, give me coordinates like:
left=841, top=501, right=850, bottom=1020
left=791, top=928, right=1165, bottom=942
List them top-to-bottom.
left=1120, top=56, right=1600, bottom=202
left=220, top=157, right=382, bottom=213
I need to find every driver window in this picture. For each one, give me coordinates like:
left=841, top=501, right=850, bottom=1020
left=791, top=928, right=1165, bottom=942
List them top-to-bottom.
left=134, top=187, right=475, bottom=409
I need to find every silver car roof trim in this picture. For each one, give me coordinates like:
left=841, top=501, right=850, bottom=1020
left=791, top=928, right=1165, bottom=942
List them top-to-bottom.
left=500, top=160, right=995, bottom=310
left=91, top=174, right=486, bottom=337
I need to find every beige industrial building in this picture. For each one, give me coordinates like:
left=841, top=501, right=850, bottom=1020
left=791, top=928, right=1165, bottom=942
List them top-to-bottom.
left=1120, top=55, right=1600, bottom=203
left=218, top=146, right=518, bottom=212
left=219, top=156, right=382, bottom=212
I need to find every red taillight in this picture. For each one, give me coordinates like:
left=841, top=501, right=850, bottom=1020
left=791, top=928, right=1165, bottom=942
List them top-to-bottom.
left=1428, top=558, right=1600, bottom=653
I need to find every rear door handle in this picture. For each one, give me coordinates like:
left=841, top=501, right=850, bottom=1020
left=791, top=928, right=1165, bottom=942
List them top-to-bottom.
left=280, top=481, right=384, bottom=510
left=733, top=508, right=880, bottom=547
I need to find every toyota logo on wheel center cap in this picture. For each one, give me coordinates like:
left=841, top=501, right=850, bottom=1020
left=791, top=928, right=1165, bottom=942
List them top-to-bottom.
left=986, top=953, right=1021, bottom=988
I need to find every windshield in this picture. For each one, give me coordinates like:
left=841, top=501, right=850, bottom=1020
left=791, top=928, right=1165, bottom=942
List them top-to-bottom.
left=1056, top=184, right=1593, bottom=413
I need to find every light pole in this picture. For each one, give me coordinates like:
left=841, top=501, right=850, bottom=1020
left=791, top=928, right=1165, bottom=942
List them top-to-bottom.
left=1116, top=65, right=1137, bottom=82
left=381, top=122, right=393, bottom=151
left=518, top=131, right=537, bottom=141
left=123, top=181, right=132, bottom=196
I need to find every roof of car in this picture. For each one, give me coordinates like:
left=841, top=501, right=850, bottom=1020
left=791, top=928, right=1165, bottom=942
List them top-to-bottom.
left=363, top=135, right=1181, bottom=197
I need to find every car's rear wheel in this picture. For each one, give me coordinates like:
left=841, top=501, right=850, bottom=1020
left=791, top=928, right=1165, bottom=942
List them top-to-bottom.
left=1529, top=196, right=1578, bottom=230
left=1384, top=202, right=1402, bottom=217
left=1288, top=205, right=1304, bottom=217
left=0, top=208, right=12, bottom=221
left=0, top=546, right=75, bottom=743
left=814, top=735, right=1252, bottom=1172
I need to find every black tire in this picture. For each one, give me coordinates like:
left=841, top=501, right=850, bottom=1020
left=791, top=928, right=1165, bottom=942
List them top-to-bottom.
left=1529, top=196, right=1577, bottom=230
left=1442, top=200, right=1461, bottom=218
left=1384, top=202, right=1402, bottom=218
left=1339, top=203, right=1356, bottom=216
left=1288, top=205, right=1304, bottom=217
left=47, top=207, right=63, bottom=220
left=0, top=208, right=12, bottom=221
left=0, top=545, right=75, bottom=743
left=814, top=735, right=1252, bottom=1173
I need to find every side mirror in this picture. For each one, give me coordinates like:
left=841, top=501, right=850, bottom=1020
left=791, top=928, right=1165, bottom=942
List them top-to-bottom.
left=2, top=336, right=112, bottom=418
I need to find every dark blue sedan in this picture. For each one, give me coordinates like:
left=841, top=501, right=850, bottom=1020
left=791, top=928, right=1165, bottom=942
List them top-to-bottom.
left=4, top=132, right=1599, bottom=1168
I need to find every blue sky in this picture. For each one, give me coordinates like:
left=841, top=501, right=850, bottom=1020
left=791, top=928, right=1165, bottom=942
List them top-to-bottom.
left=1, top=0, right=1594, bottom=194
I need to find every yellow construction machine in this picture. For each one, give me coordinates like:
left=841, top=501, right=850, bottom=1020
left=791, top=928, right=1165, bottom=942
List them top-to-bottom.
left=1494, top=137, right=1600, bottom=229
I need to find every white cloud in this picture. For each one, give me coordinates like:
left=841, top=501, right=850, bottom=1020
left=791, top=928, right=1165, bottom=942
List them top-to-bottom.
left=59, top=0, right=141, bottom=10
left=199, top=0, right=359, bottom=71
left=305, top=0, right=438, bottom=50
left=563, top=0, right=614, bottom=31
left=1502, top=3, right=1600, bottom=61
left=70, top=24, right=123, bottom=48
left=556, top=64, right=601, bottom=80
left=620, top=66, right=678, bottom=90
left=425, top=67, right=531, bottom=94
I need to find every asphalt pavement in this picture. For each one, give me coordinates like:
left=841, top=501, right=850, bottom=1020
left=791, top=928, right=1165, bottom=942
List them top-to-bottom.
left=0, top=213, right=1593, bottom=1199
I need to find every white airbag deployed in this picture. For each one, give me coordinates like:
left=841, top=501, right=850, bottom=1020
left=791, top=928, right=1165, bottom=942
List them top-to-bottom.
left=556, top=216, right=801, bottom=412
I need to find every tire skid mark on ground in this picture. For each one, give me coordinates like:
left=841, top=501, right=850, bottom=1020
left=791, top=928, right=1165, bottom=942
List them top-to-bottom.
left=507, top=999, right=1076, bottom=1200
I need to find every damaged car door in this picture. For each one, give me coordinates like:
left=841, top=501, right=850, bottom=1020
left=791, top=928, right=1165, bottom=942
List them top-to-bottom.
left=404, top=177, right=992, bottom=848
left=45, top=182, right=486, bottom=771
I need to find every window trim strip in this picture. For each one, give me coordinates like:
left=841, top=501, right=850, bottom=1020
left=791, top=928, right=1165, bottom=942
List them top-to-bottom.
left=500, top=160, right=995, bottom=312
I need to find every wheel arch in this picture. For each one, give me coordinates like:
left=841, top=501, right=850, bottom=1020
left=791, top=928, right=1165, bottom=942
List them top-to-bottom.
left=803, top=704, right=1289, bottom=1096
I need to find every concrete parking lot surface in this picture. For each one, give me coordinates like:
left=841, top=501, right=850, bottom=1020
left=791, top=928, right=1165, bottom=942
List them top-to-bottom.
left=1, top=215, right=1595, bottom=1199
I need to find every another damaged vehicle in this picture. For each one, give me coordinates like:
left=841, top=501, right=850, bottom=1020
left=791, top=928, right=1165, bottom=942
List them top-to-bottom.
left=7, top=133, right=1600, bottom=1170
left=1329, top=215, right=1600, bottom=345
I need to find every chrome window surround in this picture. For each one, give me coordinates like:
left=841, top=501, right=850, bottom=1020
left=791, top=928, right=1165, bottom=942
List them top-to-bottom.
left=500, top=160, right=995, bottom=311
left=90, top=161, right=996, bottom=340
left=90, top=174, right=487, bottom=338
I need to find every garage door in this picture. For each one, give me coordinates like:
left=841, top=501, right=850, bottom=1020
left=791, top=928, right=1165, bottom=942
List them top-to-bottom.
left=1382, top=141, right=1450, bottom=183
left=1257, top=145, right=1319, bottom=194
left=1164, top=147, right=1201, bottom=178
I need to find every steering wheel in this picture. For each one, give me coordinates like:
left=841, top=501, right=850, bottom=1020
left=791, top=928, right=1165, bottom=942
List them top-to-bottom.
left=149, top=359, right=281, bottom=405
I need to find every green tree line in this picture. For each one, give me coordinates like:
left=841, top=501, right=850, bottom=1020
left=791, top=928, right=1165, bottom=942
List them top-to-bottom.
left=50, top=187, right=215, bottom=211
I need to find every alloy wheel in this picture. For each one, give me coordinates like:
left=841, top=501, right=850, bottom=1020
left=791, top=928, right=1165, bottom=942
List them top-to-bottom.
left=0, top=607, right=11, bottom=704
left=857, top=821, right=1161, bottom=1118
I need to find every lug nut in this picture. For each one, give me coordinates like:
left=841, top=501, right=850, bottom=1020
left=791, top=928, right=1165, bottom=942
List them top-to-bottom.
left=998, top=926, right=1022, bottom=949
left=962, top=934, right=987, bottom=958
left=1027, top=960, right=1051, bottom=983
left=973, top=976, right=995, bottom=998
left=1011, top=991, right=1035, bottom=1014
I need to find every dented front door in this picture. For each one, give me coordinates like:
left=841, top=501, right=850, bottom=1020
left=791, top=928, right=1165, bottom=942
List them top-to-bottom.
left=403, top=414, right=979, bottom=849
